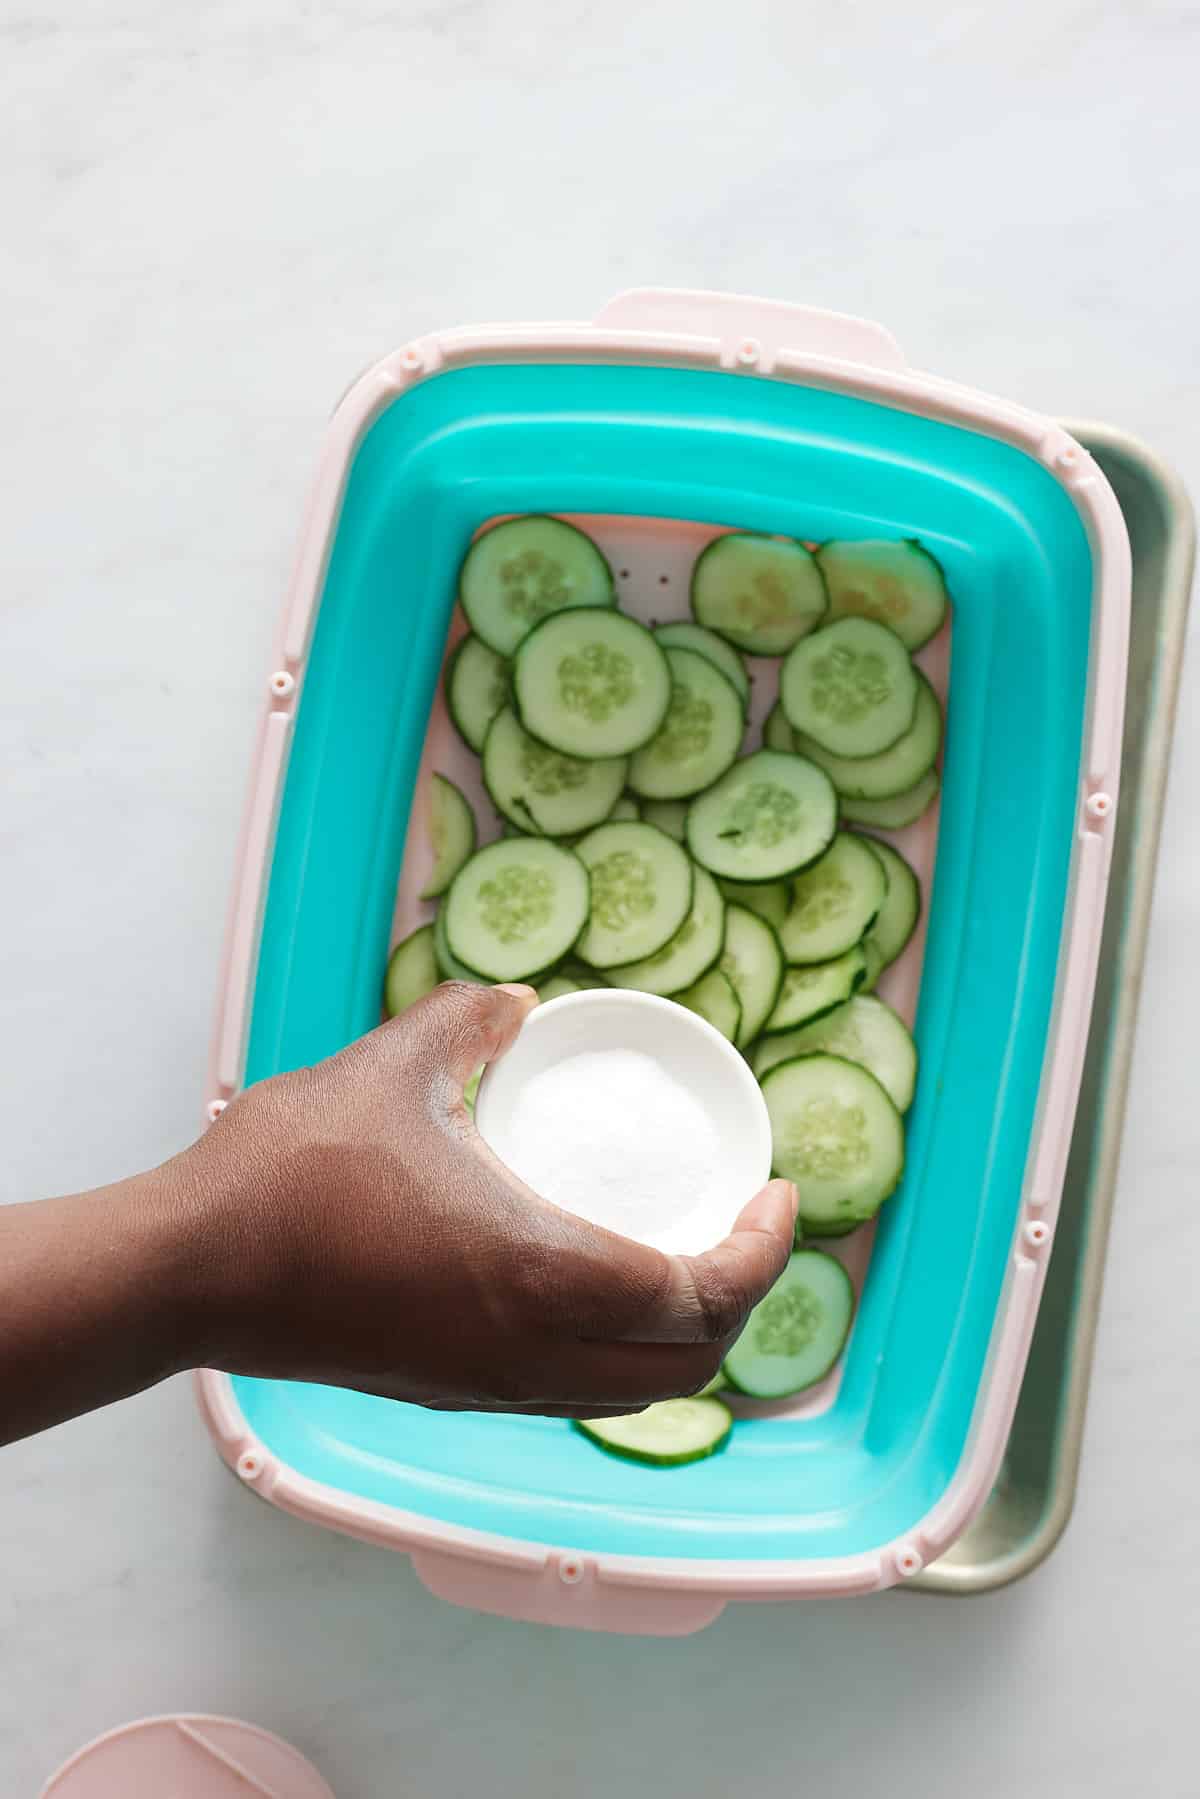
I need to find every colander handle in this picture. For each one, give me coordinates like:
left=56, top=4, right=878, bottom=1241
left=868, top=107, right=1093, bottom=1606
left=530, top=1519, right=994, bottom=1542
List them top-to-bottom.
left=594, top=287, right=908, bottom=372
left=410, top=1546, right=727, bottom=1636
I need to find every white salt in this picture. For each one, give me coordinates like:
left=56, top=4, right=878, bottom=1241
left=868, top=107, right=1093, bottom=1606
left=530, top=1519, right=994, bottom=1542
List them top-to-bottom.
left=499, top=1046, right=722, bottom=1254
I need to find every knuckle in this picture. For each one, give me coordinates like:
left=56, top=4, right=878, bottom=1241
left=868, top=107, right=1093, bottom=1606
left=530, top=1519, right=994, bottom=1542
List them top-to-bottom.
left=686, top=1261, right=750, bottom=1343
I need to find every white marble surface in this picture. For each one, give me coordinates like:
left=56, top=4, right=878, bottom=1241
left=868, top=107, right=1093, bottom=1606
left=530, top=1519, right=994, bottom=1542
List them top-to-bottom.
left=3, top=2, right=1199, bottom=1792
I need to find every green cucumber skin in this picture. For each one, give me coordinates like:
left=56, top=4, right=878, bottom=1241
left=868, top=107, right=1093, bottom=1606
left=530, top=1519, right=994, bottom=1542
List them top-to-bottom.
left=459, top=515, right=614, bottom=657
left=690, top=533, right=828, bottom=655
left=815, top=538, right=949, bottom=651
left=513, top=609, right=673, bottom=761
left=780, top=616, right=918, bottom=760
left=445, top=633, right=511, bottom=754
left=626, top=646, right=744, bottom=801
left=839, top=770, right=940, bottom=830
left=420, top=773, right=478, bottom=900
left=383, top=923, right=440, bottom=1018
left=762, top=1052, right=905, bottom=1225
left=722, top=1251, right=855, bottom=1398
left=573, top=1397, right=734, bottom=1467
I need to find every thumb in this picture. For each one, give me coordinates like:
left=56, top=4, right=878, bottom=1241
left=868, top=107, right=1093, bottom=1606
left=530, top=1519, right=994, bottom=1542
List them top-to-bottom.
left=388, top=979, right=539, bottom=1087
left=619, top=1179, right=799, bottom=1344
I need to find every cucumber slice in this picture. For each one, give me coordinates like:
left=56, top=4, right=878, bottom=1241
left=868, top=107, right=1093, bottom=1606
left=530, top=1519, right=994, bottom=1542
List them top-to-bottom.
left=460, top=516, right=614, bottom=657
left=691, top=533, right=827, bottom=654
left=816, top=539, right=949, bottom=651
left=513, top=609, right=671, bottom=760
left=781, top=616, right=918, bottom=758
left=654, top=621, right=750, bottom=707
left=445, top=633, right=510, bottom=754
left=627, top=647, right=744, bottom=801
left=794, top=674, right=942, bottom=800
left=763, top=701, right=796, bottom=753
left=483, top=707, right=627, bottom=838
left=685, top=750, right=837, bottom=882
left=840, top=769, right=939, bottom=830
left=420, top=774, right=478, bottom=899
left=608, top=793, right=641, bottom=822
left=641, top=797, right=688, bottom=841
left=573, top=821, right=693, bottom=968
left=778, top=832, right=887, bottom=964
left=860, top=837, right=921, bottom=967
left=444, top=839, right=589, bottom=982
left=606, top=867, right=725, bottom=997
left=716, top=876, right=790, bottom=931
left=433, top=903, right=484, bottom=984
left=719, top=904, right=784, bottom=1049
left=383, top=923, right=440, bottom=1017
left=859, top=936, right=886, bottom=992
left=759, top=945, right=867, bottom=1035
left=559, top=957, right=609, bottom=987
left=676, top=966, right=742, bottom=1042
left=537, top=974, right=586, bottom=1003
left=754, top=994, right=917, bottom=1112
left=761, top=1053, right=904, bottom=1225
left=800, top=1215, right=862, bottom=1240
left=723, top=1251, right=854, bottom=1397
left=697, top=1369, right=729, bottom=1396
left=575, top=1396, right=732, bottom=1466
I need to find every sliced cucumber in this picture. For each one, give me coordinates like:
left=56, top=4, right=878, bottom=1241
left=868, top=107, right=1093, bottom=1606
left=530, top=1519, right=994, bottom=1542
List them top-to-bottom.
left=460, top=516, right=614, bottom=657
left=691, top=533, right=827, bottom=655
left=816, top=538, right=949, bottom=651
left=513, top=609, right=671, bottom=760
left=781, top=616, right=918, bottom=758
left=654, top=621, right=750, bottom=707
left=445, top=633, right=510, bottom=754
left=627, top=646, right=744, bottom=800
left=794, top=674, right=942, bottom=801
left=763, top=701, right=796, bottom=753
left=483, top=707, right=627, bottom=838
left=685, top=750, right=837, bottom=883
left=840, top=769, right=940, bottom=830
left=420, top=774, right=478, bottom=899
left=608, top=793, right=641, bottom=822
left=640, top=797, right=688, bottom=841
left=573, top=821, right=693, bottom=968
left=778, top=832, right=887, bottom=965
left=860, top=837, right=921, bottom=967
left=444, top=839, right=589, bottom=982
left=606, top=866, right=725, bottom=997
left=716, top=876, right=790, bottom=931
left=433, top=903, right=484, bottom=984
left=719, top=904, right=784, bottom=1049
left=384, top=923, right=440, bottom=1017
left=859, top=936, right=887, bottom=992
left=760, top=945, right=866, bottom=1035
left=676, top=966, right=741, bottom=1042
left=538, top=974, right=586, bottom=1003
left=755, top=994, right=917, bottom=1112
left=761, top=1053, right=904, bottom=1226
left=800, top=1215, right=862, bottom=1240
left=723, top=1251, right=854, bottom=1397
left=697, top=1369, right=728, bottom=1396
left=575, top=1396, right=732, bottom=1466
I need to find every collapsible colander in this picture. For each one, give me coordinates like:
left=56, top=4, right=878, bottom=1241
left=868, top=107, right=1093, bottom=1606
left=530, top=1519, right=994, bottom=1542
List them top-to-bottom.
left=197, top=290, right=1129, bottom=1634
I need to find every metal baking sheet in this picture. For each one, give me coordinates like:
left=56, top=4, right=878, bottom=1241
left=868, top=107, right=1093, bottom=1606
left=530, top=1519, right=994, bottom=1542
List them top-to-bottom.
left=914, top=422, right=1194, bottom=1594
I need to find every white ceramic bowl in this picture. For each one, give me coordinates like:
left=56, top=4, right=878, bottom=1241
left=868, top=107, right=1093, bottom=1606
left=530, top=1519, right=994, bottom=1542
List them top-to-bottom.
left=474, top=988, right=772, bottom=1256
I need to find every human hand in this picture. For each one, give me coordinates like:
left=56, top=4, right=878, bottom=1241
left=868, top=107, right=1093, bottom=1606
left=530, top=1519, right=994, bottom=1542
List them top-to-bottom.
left=183, top=983, right=797, bottom=1418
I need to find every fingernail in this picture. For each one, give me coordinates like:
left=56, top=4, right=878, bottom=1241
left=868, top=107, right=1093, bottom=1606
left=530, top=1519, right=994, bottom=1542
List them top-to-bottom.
left=494, top=982, right=538, bottom=1003
left=783, top=1180, right=800, bottom=1222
